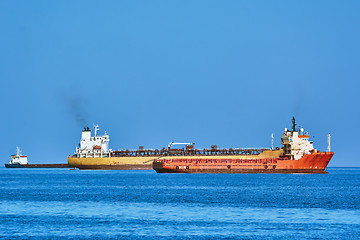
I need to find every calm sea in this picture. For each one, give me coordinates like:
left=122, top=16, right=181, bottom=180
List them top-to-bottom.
left=0, top=167, right=359, bottom=239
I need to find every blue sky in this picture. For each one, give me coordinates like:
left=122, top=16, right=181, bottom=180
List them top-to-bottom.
left=0, top=1, right=359, bottom=166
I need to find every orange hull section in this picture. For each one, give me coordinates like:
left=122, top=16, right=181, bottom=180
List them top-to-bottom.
left=153, top=152, right=334, bottom=174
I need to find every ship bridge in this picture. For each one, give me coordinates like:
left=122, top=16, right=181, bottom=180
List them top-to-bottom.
left=281, top=117, right=314, bottom=160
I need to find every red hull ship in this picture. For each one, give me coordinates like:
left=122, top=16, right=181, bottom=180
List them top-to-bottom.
left=153, top=118, right=334, bottom=174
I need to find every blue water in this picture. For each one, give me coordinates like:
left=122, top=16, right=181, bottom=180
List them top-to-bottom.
left=0, top=168, right=359, bottom=239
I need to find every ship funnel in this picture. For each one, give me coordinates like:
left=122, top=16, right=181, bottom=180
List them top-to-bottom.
left=327, top=134, right=331, bottom=152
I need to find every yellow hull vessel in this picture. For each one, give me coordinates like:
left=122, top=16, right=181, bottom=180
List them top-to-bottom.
left=68, top=125, right=282, bottom=170
left=68, top=149, right=283, bottom=170
left=67, top=156, right=156, bottom=170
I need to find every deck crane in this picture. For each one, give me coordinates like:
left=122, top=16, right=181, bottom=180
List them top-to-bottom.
left=168, top=142, right=195, bottom=149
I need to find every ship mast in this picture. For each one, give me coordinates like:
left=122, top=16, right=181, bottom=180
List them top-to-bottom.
left=292, top=116, right=296, bottom=132
left=93, top=124, right=99, bottom=136
left=327, top=134, right=331, bottom=152
left=16, top=146, right=21, bottom=157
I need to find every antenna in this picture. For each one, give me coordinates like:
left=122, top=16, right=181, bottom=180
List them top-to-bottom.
left=93, top=124, right=99, bottom=136
left=271, top=133, right=274, bottom=150
left=327, top=133, right=331, bottom=152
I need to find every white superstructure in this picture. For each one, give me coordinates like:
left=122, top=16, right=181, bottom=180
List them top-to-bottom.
left=281, top=117, right=315, bottom=160
left=75, top=124, right=111, bottom=158
left=9, top=147, right=28, bottom=165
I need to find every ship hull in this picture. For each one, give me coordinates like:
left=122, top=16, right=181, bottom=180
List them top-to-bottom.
left=153, top=151, right=334, bottom=174
left=67, top=156, right=156, bottom=170
left=5, top=163, right=71, bottom=168
left=5, top=163, right=24, bottom=168
left=76, top=164, right=153, bottom=170
left=154, top=168, right=328, bottom=174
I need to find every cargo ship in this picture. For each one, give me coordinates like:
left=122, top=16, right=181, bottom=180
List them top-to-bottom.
left=153, top=118, right=334, bottom=173
left=67, top=125, right=161, bottom=169
left=5, top=147, right=70, bottom=168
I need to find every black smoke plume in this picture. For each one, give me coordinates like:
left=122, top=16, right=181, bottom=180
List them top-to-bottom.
left=64, top=95, right=88, bottom=128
